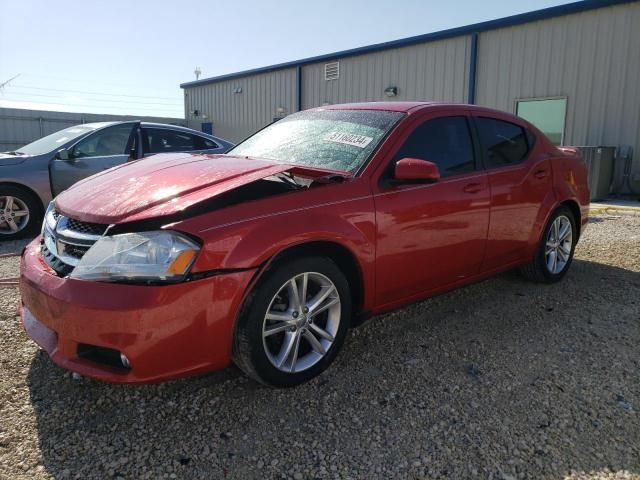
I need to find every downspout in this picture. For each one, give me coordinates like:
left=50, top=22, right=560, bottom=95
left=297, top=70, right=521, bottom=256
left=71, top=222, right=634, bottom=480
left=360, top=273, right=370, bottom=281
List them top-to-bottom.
left=468, top=32, right=478, bottom=104
left=296, top=65, right=303, bottom=111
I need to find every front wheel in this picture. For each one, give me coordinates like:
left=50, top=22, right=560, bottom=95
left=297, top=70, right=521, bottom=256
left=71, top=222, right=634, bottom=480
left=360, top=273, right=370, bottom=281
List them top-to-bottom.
left=0, top=186, right=42, bottom=240
left=520, top=205, right=577, bottom=283
left=233, top=257, right=351, bottom=387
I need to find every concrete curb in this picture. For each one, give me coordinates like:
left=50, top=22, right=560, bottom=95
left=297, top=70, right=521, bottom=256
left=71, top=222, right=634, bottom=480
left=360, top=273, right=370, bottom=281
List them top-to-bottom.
left=589, top=205, right=640, bottom=215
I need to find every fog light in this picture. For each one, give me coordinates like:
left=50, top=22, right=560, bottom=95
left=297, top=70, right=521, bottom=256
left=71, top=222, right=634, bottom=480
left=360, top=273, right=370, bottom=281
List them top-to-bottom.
left=120, top=353, right=131, bottom=369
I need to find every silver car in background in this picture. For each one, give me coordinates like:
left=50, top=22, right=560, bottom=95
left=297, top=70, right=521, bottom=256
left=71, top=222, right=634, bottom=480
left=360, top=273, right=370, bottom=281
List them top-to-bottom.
left=0, top=121, right=233, bottom=239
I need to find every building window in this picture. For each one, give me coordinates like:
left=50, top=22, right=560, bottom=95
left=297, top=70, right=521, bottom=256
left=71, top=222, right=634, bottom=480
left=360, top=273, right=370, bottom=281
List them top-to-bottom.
left=516, top=97, right=567, bottom=145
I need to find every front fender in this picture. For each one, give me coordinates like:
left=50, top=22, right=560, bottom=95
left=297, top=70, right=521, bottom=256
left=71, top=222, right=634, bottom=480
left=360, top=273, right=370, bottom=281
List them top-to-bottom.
left=0, top=155, right=53, bottom=206
left=174, top=183, right=377, bottom=310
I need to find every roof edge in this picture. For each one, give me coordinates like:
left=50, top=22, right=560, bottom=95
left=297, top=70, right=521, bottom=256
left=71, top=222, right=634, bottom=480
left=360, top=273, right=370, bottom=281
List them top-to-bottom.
left=181, top=0, right=636, bottom=88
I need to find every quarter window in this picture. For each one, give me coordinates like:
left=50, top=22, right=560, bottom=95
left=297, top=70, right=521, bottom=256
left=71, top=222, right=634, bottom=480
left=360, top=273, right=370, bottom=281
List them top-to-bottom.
left=393, top=116, right=475, bottom=177
left=475, top=118, right=529, bottom=169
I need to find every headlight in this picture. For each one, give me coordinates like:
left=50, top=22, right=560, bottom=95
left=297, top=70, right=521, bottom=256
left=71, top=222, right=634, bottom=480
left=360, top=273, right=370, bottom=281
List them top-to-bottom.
left=42, top=201, right=56, bottom=235
left=69, top=231, right=200, bottom=283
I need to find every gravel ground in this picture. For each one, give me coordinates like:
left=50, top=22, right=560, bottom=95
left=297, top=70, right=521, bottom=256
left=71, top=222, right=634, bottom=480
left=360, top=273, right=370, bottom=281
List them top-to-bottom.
left=0, top=213, right=638, bottom=480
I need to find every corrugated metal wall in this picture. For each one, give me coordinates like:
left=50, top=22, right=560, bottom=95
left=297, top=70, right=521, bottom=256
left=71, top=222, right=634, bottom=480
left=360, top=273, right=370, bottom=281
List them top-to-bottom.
left=182, top=1, right=640, bottom=184
left=475, top=1, right=640, bottom=176
left=301, top=36, right=470, bottom=108
left=184, top=68, right=298, bottom=143
left=0, top=108, right=185, bottom=151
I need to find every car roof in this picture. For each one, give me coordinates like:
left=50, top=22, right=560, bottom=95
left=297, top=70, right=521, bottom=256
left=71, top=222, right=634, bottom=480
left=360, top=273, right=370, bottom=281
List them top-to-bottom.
left=318, top=101, right=517, bottom=118
left=319, top=101, right=440, bottom=113
left=77, top=121, right=120, bottom=129
left=79, top=121, right=225, bottom=142
left=140, top=122, right=224, bottom=140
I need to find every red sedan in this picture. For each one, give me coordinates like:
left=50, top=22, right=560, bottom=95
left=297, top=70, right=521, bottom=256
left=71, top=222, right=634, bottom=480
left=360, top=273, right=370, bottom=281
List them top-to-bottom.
left=19, top=102, right=589, bottom=387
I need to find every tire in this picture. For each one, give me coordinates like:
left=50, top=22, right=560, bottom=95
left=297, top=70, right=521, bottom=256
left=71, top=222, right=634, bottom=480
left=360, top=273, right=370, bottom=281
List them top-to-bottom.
left=0, top=185, right=42, bottom=240
left=520, top=205, right=577, bottom=283
left=233, top=256, right=352, bottom=387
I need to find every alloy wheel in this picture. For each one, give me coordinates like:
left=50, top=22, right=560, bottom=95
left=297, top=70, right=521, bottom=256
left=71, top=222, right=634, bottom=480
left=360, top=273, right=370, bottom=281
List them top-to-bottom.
left=0, top=196, right=30, bottom=235
left=545, top=215, right=573, bottom=274
left=262, top=272, right=341, bottom=373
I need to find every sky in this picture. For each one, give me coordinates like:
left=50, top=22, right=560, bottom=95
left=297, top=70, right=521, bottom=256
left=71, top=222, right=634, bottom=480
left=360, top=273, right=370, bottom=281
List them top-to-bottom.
left=0, top=0, right=573, bottom=119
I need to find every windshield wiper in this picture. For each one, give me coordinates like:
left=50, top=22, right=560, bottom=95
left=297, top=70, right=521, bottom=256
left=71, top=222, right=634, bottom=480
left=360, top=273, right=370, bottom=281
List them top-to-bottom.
left=3, top=151, right=25, bottom=156
left=275, top=172, right=304, bottom=189
left=313, top=173, right=350, bottom=184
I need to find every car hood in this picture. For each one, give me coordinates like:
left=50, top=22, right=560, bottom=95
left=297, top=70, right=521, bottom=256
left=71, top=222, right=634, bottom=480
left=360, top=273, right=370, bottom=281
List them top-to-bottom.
left=0, top=152, right=30, bottom=165
left=54, top=153, right=295, bottom=224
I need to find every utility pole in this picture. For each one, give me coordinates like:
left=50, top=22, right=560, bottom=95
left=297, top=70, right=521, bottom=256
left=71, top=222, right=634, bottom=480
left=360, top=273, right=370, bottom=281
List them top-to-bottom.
left=0, top=74, right=20, bottom=92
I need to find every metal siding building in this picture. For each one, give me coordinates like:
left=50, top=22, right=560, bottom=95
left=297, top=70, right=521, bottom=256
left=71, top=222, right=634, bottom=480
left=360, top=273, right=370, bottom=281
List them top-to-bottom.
left=181, top=0, right=640, bottom=184
left=475, top=2, right=640, bottom=152
left=300, top=37, right=471, bottom=109
left=184, top=68, right=298, bottom=142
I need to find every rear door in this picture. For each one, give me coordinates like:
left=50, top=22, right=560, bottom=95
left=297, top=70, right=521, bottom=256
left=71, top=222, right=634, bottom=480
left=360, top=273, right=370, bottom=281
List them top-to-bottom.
left=372, top=112, right=490, bottom=307
left=471, top=114, right=553, bottom=270
left=50, top=122, right=138, bottom=195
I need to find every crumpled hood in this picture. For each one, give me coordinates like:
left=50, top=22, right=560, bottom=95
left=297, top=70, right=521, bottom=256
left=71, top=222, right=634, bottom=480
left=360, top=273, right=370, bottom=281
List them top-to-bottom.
left=55, top=153, right=292, bottom=224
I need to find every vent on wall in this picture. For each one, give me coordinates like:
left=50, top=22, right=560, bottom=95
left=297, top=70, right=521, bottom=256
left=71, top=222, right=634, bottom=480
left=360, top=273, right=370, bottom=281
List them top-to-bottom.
left=324, top=62, right=339, bottom=81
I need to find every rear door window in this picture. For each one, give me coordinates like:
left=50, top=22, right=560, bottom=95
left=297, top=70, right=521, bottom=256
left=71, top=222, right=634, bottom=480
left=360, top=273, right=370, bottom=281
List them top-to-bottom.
left=393, top=116, right=476, bottom=177
left=475, top=118, right=529, bottom=168
left=143, top=128, right=205, bottom=154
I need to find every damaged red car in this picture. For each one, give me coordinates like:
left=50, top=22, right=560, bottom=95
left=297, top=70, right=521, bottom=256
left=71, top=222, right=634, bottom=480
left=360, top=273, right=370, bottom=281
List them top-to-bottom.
left=20, top=102, right=589, bottom=387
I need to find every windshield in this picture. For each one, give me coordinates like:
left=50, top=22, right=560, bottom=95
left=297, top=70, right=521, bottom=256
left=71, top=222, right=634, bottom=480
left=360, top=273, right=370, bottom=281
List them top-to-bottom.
left=229, top=109, right=404, bottom=173
left=16, top=125, right=95, bottom=155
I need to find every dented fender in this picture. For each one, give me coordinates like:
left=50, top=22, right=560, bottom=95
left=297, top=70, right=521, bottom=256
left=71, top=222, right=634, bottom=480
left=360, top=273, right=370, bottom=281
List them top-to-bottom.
left=171, top=179, right=378, bottom=310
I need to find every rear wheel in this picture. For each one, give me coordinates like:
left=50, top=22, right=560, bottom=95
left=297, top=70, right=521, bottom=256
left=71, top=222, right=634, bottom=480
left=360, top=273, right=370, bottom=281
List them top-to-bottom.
left=0, top=186, right=42, bottom=240
left=520, top=205, right=576, bottom=283
left=233, top=257, right=351, bottom=387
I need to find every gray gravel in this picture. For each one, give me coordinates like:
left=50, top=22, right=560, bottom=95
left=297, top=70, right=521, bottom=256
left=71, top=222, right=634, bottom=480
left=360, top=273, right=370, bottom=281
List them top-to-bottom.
left=1, top=213, right=639, bottom=480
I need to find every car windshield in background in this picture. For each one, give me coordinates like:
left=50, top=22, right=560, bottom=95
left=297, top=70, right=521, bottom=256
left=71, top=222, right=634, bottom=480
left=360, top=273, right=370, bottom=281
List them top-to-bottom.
left=229, top=109, right=404, bottom=173
left=16, top=125, right=95, bottom=155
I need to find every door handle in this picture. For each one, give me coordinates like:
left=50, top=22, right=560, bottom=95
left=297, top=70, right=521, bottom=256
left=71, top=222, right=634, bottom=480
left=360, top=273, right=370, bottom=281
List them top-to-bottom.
left=534, top=169, right=549, bottom=179
left=463, top=183, right=482, bottom=194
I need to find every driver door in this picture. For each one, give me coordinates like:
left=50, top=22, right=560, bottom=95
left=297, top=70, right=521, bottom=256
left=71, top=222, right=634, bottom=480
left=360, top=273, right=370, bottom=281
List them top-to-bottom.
left=372, top=112, right=490, bottom=308
left=50, top=122, right=139, bottom=195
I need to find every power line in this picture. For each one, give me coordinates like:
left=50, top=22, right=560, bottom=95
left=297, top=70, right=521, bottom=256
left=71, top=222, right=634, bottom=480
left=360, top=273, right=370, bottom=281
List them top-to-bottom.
left=17, top=71, right=181, bottom=91
left=10, top=84, right=182, bottom=102
left=3, top=90, right=182, bottom=107
left=0, top=98, right=183, bottom=115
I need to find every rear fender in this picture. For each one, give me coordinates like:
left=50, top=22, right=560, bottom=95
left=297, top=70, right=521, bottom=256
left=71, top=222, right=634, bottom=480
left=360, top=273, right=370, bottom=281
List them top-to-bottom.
left=525, top=189, right=559, bottom=260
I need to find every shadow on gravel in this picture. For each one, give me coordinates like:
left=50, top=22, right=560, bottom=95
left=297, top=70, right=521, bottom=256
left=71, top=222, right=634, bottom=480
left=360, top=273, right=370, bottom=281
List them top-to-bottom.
left=26, top=259, right=640, bottom=479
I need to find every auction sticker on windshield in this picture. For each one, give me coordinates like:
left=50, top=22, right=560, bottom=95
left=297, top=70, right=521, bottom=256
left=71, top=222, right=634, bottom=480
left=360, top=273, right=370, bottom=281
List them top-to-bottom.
left=326, top=132, right=373, bottom=148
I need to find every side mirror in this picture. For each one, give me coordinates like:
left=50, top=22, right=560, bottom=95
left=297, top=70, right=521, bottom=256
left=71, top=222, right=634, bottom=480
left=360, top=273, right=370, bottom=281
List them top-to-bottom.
left=56, top=148, right=71, bottom=161
left=394, top=158, right=440, bottom=183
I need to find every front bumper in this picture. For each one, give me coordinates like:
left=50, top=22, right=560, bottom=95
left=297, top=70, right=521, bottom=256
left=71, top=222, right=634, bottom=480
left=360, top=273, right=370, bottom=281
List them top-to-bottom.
left=19, top=238, right=256, bottom=383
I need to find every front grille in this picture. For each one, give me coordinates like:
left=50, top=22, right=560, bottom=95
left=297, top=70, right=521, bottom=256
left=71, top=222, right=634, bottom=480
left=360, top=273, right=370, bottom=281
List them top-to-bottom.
left=42, top=211, right=107, bottom=276
left=66, top=218, right=107, bottom=236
